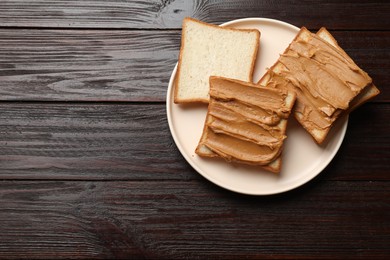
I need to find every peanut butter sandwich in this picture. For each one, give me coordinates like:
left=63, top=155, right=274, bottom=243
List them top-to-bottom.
left=258, top=27, right=379, bottom=144
left=196, top=76, right=296, bottom=173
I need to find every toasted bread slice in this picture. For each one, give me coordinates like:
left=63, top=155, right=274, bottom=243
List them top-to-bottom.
left=174, top=17, right=260, bottom=104
left=258, top=27, right=378, bottom=144
left=196, top=76, right=296, bottom=173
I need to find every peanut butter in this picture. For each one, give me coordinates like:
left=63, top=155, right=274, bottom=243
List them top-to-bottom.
left=268, top=28, right=372, bottom=133
left=196, top=77, right=293, bottom=166
left=205, top=130, right=282, bottom=165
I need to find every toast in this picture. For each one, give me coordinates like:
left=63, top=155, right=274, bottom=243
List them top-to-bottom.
left=174, top=17, right=260, bottom=104
left=258, top=27, right=379, bottom=144
left=196, top=76, right=296, bottom=173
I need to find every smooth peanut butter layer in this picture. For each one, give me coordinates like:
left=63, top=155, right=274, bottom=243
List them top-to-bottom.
left=258, top=27, right=378, bottom=144
left=196, top=76, right=296, bottom=173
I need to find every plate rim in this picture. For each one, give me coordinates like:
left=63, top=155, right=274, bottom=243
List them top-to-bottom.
left=166, top=17, right=348, bottom=195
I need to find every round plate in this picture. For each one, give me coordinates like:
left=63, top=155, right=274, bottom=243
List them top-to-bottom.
left=166, top=18, right=348, bottom=195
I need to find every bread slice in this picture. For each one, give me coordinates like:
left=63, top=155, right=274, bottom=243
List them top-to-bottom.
left=174, top=17, right=260, bottom=104
left=258, top=27, right=379, bottom=144
left=196, top=76, right=296, bottom=173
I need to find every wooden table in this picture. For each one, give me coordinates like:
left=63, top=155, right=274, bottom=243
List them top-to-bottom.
left=0, top=1, right=389, bottom=259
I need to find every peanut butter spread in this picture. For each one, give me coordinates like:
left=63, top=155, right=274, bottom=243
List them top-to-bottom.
left=268, top=28, right=372, bottom=132
left=197, top=77, right=293, bottom=166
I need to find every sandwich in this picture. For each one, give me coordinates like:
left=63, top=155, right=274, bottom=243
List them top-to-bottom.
left=258, top=27, right=380, bottom=144
left=196, top=76, right=296, bottom=173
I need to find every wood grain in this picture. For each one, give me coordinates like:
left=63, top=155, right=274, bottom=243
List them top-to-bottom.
left=0, top=0, right=389, bottom=30
left=0, top=1, right=389, bottom=259
left=0, top=29, right=388, bottom=102
left=0, top=29, right=180, bottom=102
left=0, top=103, right=388, bottom=181
left=0, top=103, right=189, bottom=181
left=0, top=180, right=389, bottom=259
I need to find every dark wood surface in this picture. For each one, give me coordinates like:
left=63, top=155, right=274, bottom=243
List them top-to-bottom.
left=0, top=1, right=389, bottom=259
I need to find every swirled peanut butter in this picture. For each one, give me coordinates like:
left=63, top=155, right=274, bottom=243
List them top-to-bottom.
left=261, top=27, right=372, bottom=142
left=289, top=34, right=371, bottom=93
left=264, top=71, right=337, bottom=131
left=196, top=77, right=295, bottom=169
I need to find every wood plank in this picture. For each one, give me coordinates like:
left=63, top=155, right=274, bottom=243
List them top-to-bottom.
left=0, top=0, right=389, bottom=30
left=0, top=29, right=388, bottom=102
left=0, top=29, right=180, bottom=102
left=0, top=103, right=388, bottom=181
left=0, top=103, right=191, bottom=180
left=0, top=180, right=389, bottom=259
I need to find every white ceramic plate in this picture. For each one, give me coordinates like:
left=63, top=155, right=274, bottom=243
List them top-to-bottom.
left=166, top=18, right=348, bottom=195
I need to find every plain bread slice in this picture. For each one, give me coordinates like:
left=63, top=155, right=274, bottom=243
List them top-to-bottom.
left=174, top=17, right=260, bottom=103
